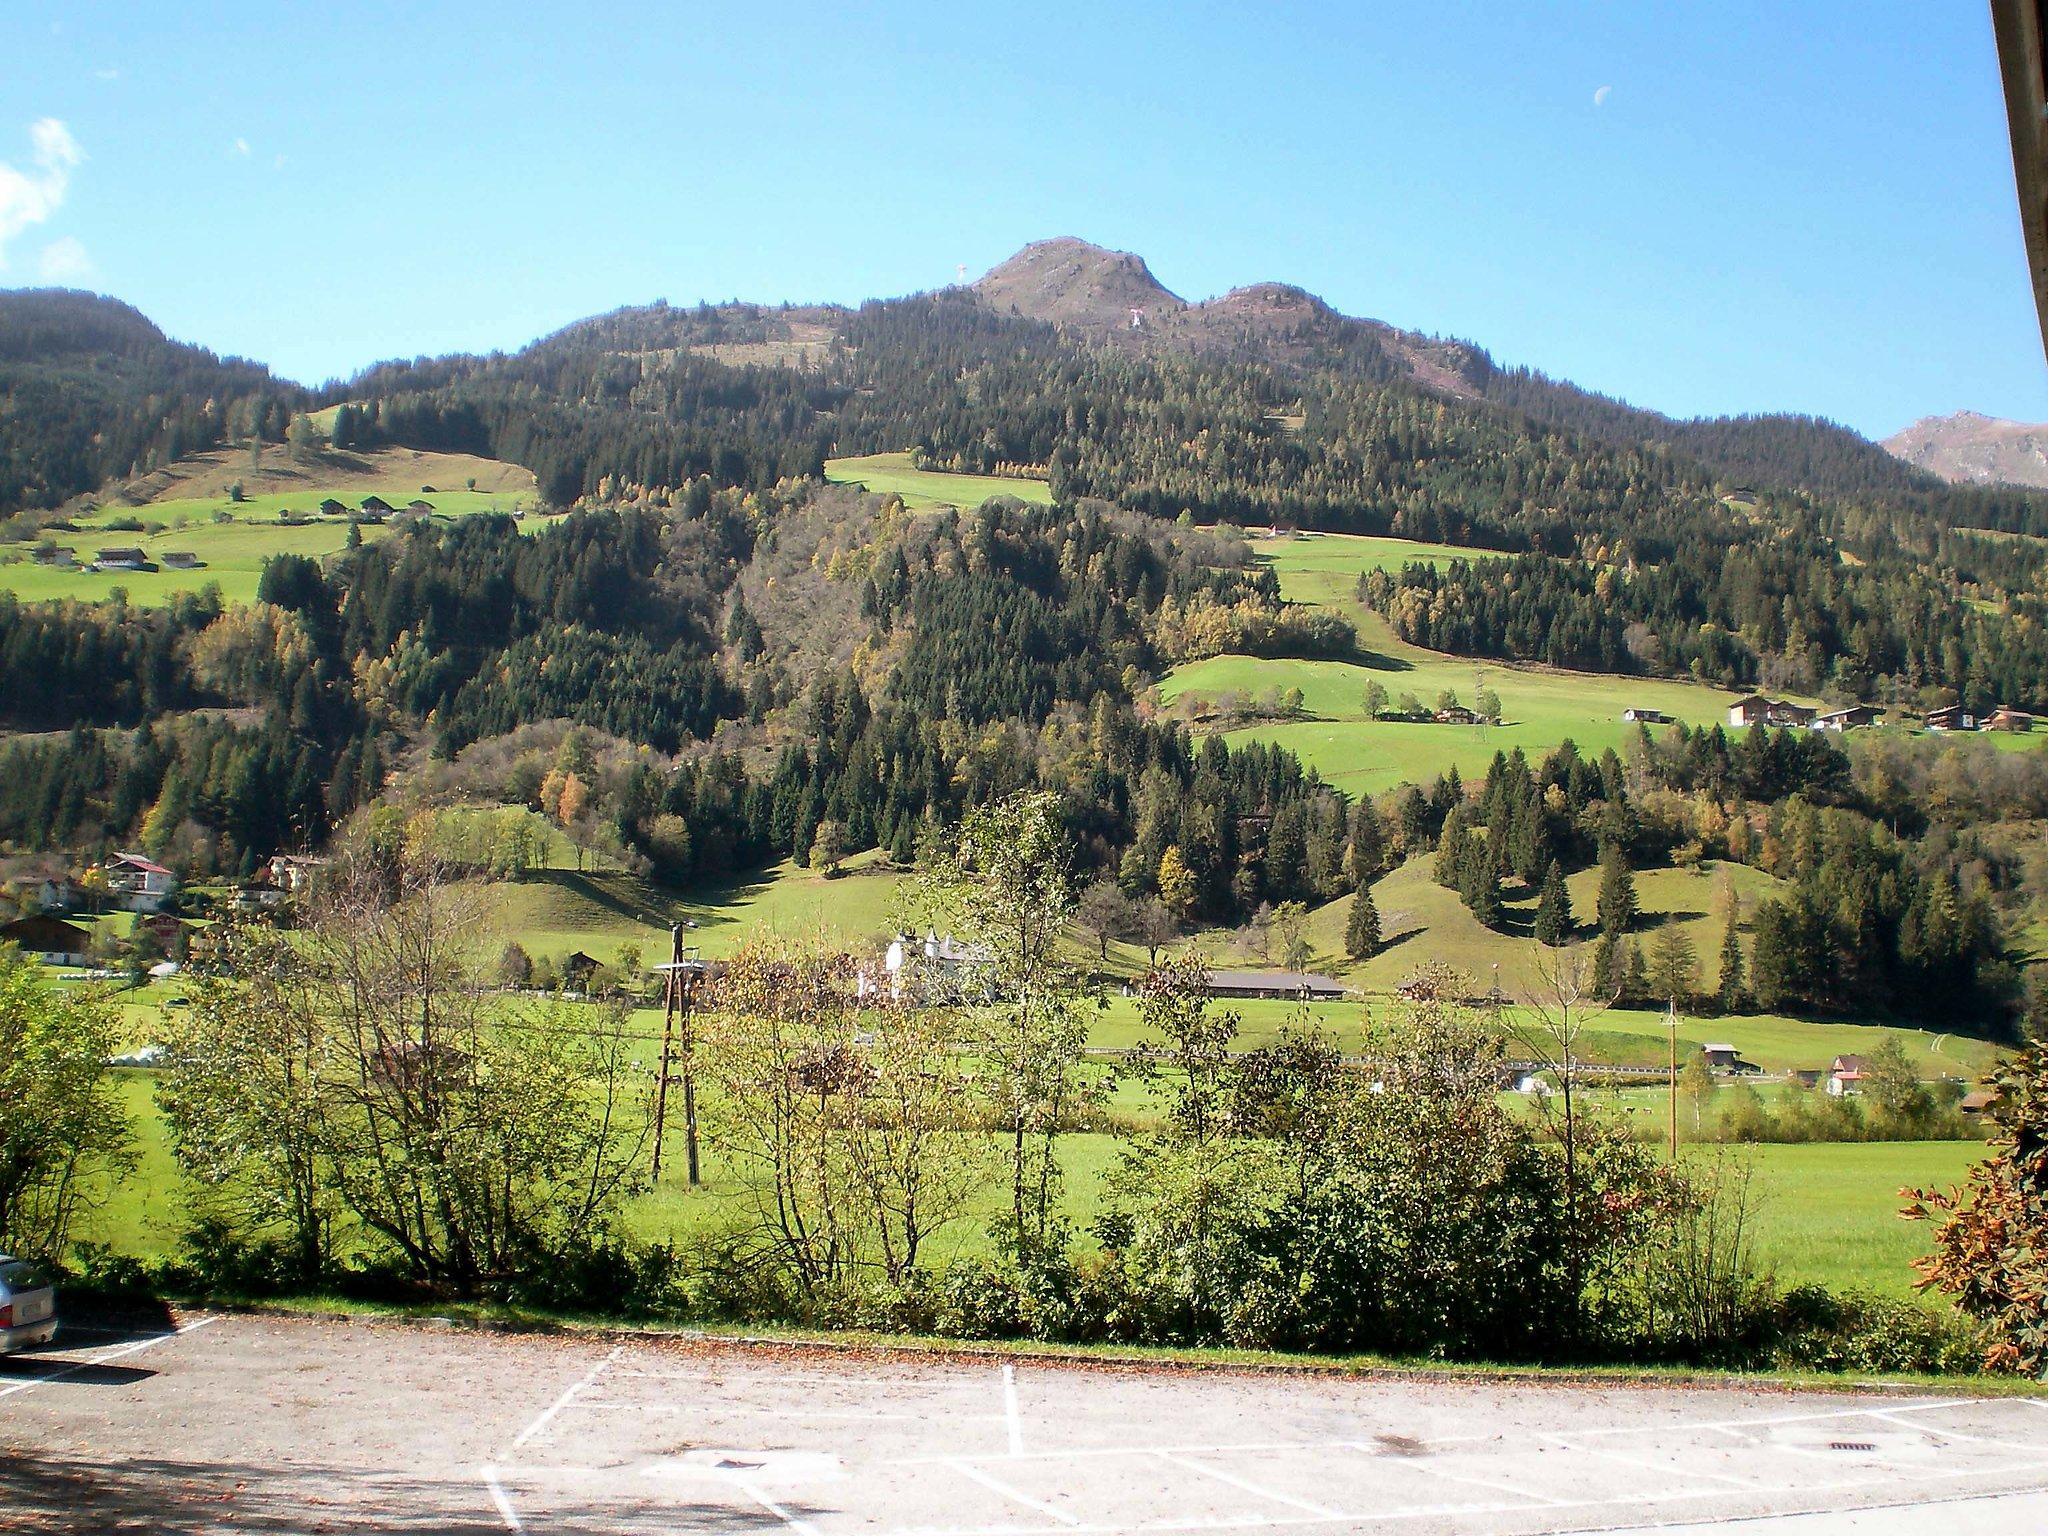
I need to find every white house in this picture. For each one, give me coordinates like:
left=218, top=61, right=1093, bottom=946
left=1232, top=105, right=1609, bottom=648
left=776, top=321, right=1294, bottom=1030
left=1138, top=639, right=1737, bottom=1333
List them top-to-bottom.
left=103, top=851, right=178, bottom=913
left=267, top=853, right=329, bottom=894
left=875, top=931, right=993, bottom=1004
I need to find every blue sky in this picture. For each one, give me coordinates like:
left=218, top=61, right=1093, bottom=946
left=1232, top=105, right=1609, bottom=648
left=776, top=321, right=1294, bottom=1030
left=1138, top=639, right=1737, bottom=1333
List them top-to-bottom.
left=3, top=2, right=2039, bottom=438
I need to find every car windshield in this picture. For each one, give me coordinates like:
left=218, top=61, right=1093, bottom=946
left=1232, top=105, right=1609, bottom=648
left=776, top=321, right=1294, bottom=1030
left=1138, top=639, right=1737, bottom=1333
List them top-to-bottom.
left=0, top=1261, right=46, bottom=1289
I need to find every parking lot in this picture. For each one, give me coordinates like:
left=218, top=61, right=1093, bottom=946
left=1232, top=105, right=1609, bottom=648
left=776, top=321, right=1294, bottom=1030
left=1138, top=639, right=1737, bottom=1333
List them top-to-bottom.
left=6, top=1311, right=2048, bottom=1534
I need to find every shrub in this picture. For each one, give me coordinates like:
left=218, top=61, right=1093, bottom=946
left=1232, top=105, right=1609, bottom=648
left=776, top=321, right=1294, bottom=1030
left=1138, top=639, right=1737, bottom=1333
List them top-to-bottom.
left=1770, top=1286, right=1987, bottom=1375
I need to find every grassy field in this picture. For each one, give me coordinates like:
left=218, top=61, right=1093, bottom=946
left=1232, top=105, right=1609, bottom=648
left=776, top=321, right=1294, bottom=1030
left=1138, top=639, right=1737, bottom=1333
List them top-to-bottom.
left=1, top=447, right=551, bottom=606
left=825, top=452, right=1054, bottom=511
left=1162, top=530, right=1776, bottom=797
left=1166, top=530, right=2042, bottom=796
left=456, top=848, right=915, bottom=970
left=83, top=1064, right=1973, bottom=1300
left=1736, top=1140, right=1980, bottom=1295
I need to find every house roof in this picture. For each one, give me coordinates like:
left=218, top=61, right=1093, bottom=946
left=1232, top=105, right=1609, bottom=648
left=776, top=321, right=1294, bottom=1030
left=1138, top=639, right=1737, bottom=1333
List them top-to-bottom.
left=108, top=851, right=173, bottom=876
left=0, top=914, right=91, bottom=946
left=1206, top=968, right=1348, bottom=994
left=1701, top=1043, right=1737, bottom=1053
left=1832, top=1054, right=1865, bottom=1071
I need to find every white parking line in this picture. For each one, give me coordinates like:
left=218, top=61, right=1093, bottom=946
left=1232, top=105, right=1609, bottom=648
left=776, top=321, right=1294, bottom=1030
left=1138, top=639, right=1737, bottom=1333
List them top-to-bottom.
left=0, top=1314, right=215, bottom=1402
left=508, top=1344, right=619, bottom=1450
left=1004, top=1364, right=1024, bottom=1456
left=571, top=1399, right=1001, bottom=1422
left=1540, top=1435, right=1769, bottom=1491
left=1343, top=1442, right=1564, bottom=1508
left=1154, top=1450, right=1343, bottom=1518
left=948, top=1456, right=1081, bottom=1526
left=479, top=1464, right=523, bottom=1532
left=738, top=1478, right=826, bottom=1536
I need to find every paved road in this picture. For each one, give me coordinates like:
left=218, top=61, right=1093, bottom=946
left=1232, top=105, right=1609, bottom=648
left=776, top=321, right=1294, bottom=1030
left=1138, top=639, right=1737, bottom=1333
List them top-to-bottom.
left=5, top=1310, right=2048, bottom=1533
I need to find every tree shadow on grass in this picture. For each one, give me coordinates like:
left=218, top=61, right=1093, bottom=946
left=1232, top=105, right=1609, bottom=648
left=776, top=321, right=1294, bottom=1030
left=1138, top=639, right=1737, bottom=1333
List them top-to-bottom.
left=544, top=869, right=674, bottom=928
left=1373, top=924, right=1428, bottom=958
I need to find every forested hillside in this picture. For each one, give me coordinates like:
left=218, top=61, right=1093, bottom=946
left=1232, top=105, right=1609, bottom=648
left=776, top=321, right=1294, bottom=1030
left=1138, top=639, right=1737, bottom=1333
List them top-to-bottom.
left=4, top=244, right=2047, bottom=1035
left=0, top=290, right=303, bottom=517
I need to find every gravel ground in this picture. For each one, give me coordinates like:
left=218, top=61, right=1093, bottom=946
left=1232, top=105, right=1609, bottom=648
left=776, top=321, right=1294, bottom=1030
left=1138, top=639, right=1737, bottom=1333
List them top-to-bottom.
left=5, top=1308, right=2048, bottom=1534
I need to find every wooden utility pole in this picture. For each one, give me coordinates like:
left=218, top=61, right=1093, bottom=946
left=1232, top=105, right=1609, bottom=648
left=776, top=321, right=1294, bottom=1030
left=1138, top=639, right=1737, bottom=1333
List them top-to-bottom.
left=651, top=923, right=680, bottom=1184
left=650, top=924, right=703, bottom=1187
left=681, top=961, right=701, bottom=1186
left=1666, top=998, right=1680, bottom=1159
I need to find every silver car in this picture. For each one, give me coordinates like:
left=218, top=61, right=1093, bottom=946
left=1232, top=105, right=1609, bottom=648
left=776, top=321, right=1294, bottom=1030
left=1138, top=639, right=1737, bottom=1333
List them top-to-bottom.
left=0, top=1257, right=57, bottom=1353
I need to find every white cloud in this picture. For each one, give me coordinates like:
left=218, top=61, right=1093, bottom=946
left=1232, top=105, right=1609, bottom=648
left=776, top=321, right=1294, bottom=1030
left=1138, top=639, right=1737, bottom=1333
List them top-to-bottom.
left=1592, top=84, right=1612, bottom=108
left=0, top=118, right=83, bottom=268
left=233, top=137, right=251, bottom=157
left=37, top=235, right=92, bottom=282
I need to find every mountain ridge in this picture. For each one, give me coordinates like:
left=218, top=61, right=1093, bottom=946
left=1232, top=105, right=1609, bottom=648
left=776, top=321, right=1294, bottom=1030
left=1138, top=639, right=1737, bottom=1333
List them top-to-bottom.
left=1882, top=410, right=2048, bottom=489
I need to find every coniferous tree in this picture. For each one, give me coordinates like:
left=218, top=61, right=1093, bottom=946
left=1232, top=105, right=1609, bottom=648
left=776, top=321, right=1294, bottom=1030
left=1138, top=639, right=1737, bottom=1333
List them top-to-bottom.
left=1347, top=798, right=1385, bottom=887
left=1434, top=807, right=1471, bottom=890
left=1595, top=840, right=1638, bottom=937
left=1533, top=859, right=1573, bottom=946
left=1344, top=884, right=1380, bottom=959
left=1717, top=889, right=1748, bottom=1011
left=1649, top=926, right=1699, bottom=1009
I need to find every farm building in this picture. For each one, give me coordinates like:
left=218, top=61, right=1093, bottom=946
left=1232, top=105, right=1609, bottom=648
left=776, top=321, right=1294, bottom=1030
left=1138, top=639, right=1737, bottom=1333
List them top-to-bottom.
left=360, top=495, right=395, bottom=515
left=319, top=498, right=348, bottom=516
left=407, top=498, right=434, bottom=513
left=28, top=545, right=75, bottom=566
left=94, top=548, right=155, bottom=572
left=159, top=551, right=204, bottom=570
left=1727, top=696, right=1816, bottom=729
left=1924, top=704, right=1979, bottom=731
left=1434, top=705, right=1479, bottom=725
left=1816, top=705, right=1880, bottom=731
left=1988, top=705, right=2034, bottom=732
left=1620, top=708, right=1671, bottom=724
left=0, top=914, right=93, bottom=966
left=1205, top=969, right=1348, bottom=1000
left=1700, top=1043, right=1741, bottom=1070
left=1826, top=1054, right=1865, bottom=1097
left=1959, top=1089, right=1999, bottom=1116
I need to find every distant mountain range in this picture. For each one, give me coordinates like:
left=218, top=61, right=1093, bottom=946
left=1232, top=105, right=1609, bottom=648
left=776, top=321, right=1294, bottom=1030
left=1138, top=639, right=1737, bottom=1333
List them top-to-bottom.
left=1882, top=410, right=2048, bottom=489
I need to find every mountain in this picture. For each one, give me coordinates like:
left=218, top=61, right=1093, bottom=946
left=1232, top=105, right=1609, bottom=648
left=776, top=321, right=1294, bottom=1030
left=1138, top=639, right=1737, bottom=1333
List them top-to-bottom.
left=972, top=237, right=1182, bottom=329
left=971, top=238, right=1486, bottom=394
left=6, top=240, right=2045, bottom=544
left=0, top=288, right=298, bottom=516
left=1883, top=410, right=2048, bottom=489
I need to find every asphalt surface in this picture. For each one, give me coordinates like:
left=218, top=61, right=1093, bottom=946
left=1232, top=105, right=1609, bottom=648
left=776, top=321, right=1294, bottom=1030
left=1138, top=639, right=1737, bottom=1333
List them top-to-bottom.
left=5, top=1309, right=2048, bottom=1534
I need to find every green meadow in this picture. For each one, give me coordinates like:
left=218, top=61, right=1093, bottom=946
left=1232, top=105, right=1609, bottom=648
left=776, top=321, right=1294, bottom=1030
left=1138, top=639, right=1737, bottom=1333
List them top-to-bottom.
left=825, top=451, right=1055, bottom=510
left=1, top=498, right=557, bottom=607
left=1163, top=529, right=1755, bottom=799
left=85, top=1056, right=1975, bottom=1299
